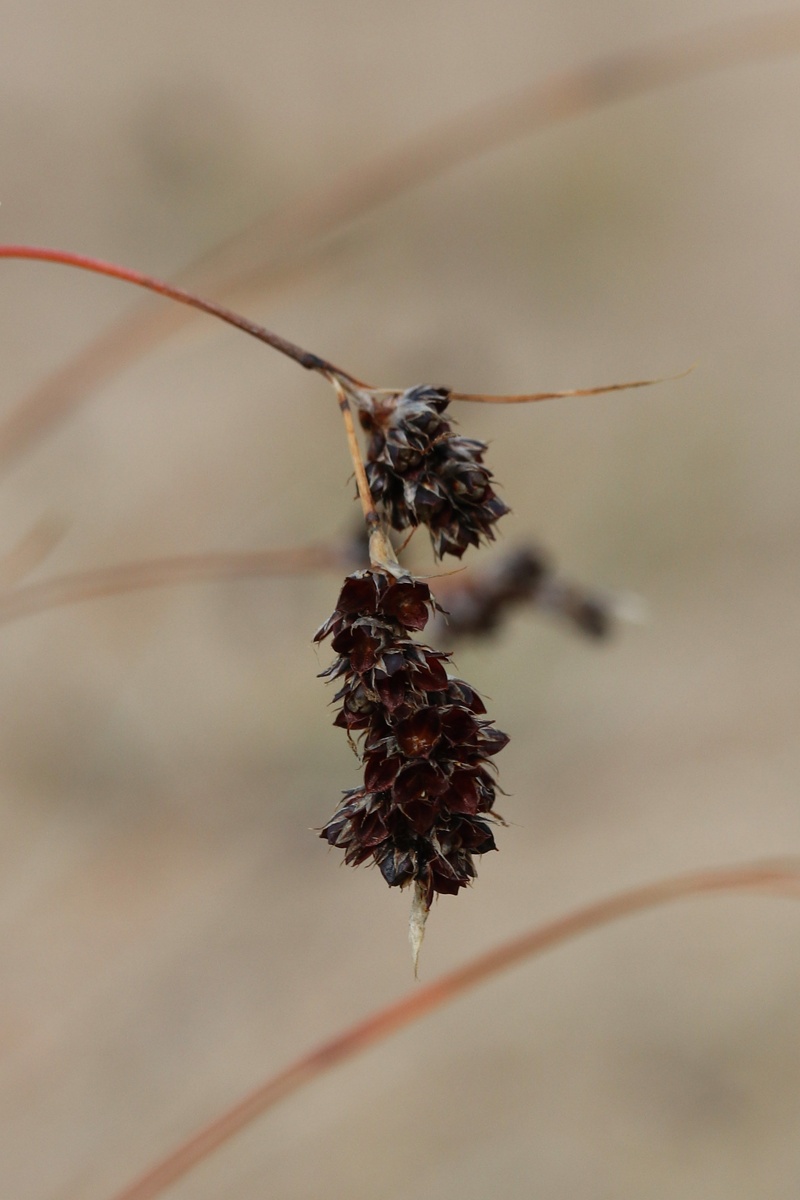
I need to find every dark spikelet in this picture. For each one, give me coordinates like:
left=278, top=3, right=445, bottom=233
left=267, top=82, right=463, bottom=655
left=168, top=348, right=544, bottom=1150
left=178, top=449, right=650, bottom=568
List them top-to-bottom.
left=360, top=386, right=509, bottom=559
left=435, top=545, right=617, bottom=641
left=317, top=568, right=508, bottom=905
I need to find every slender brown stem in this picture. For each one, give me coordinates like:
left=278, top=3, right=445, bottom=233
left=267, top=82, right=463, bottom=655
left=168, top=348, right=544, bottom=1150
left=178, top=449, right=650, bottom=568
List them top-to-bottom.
left=2, top=13, right=800, bottom=465
left=0, top=246, right=359, bottom=383
left=449, top=367, right=694, bottom=404
left=0, top=545, right=345, bottom=626
left=108, top=859, right=800, bottom=1200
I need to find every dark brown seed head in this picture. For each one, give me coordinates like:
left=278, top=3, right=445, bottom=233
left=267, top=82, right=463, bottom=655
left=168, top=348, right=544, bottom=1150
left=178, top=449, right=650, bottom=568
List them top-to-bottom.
left=360, top=386, right=509, bottom=560
left=317, top=568, right=509, bottom=904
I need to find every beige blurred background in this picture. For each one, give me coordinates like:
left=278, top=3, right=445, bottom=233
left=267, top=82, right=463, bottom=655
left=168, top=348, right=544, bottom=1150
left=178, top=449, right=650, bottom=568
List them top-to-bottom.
left=2, top=1, right=800, bottom=1197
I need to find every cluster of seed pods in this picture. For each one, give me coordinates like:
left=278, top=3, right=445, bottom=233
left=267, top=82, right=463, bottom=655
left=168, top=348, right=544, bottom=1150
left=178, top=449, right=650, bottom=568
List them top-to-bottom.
left=318, top=386, right=510, bottom=925
left=360, top=386, right=509, bottom=559
left=316, top=569, right=508, bottom=905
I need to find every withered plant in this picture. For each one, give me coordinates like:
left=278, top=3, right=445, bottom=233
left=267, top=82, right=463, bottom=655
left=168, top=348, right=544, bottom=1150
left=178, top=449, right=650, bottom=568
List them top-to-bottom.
left=2, top=11, right=800, bottom=1200
left=0, top=241, right=666, bottom=970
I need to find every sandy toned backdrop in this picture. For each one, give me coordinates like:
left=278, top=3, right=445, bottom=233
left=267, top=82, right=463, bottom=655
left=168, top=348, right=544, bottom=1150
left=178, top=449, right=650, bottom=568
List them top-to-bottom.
left=1, top=1, right=800, bottom=1197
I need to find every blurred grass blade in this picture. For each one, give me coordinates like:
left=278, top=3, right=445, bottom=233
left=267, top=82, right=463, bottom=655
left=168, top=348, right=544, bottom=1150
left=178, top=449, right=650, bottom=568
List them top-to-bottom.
left=0, top=544, right=347, bottom=625
left=109, top=859, right=800, bottom=1200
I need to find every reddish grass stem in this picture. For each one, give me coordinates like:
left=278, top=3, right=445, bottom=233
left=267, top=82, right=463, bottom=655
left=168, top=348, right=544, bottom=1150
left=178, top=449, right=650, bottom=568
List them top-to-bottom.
left=1, top=13, right=799, bottom=464
left=0, top=246, right=358, bottom=384
left=1, top=246, right=675, bottom=422
left=0, top=545, right=346, bottom=625
left=108, top=859, right=800, bottom=1200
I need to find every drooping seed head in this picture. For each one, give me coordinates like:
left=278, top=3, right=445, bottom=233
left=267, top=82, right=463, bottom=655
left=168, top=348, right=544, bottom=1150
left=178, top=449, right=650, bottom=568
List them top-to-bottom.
left=317, top=568, right=509, bottom=905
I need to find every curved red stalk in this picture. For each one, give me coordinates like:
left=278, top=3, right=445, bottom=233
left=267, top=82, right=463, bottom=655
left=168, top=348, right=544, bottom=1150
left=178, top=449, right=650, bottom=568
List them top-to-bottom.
left=0, top=13, right=797, bottom=465
left=0, top=245, right=358, bottom=382
left=108, top=859, right=800, bottom=1200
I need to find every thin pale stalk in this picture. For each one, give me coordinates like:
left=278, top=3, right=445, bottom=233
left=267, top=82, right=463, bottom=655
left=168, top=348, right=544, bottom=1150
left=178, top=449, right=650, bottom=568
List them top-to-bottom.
left=2, top=12, right=800, bottom=464
left=449, top=367, right=694, bottom=404
left=332, top=379, right=397, bottom=570
left=0, top=545, right=344, bottom=626
left=108, top=859, right=800, bottom=1200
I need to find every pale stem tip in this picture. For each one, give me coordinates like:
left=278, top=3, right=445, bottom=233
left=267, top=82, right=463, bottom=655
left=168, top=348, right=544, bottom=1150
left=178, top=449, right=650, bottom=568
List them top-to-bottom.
left=368, top=527, right=406, bottom=577
left=409, top=882, right=430, bottom=978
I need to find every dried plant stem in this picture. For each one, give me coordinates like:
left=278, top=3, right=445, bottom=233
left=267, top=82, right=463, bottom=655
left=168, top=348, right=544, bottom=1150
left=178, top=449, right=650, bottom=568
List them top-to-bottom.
left=2, top=12, right=800, bottom=464
left=2, top=245, right=678, bottom=420
left=0, top=247, right=360, bottom=384
left=449, top=366, right=695, bottom=405
left=332, top=379, right=397, bottom=571
left=335, top=385, right=378, bottom=527
left=0, top=545, right=344, bottom=626
left=108, top=859, right=800, bottom=1200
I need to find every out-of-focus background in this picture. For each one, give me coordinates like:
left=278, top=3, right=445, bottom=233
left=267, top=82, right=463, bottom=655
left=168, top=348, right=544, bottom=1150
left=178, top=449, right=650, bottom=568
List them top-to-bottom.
left=1, top=1, right=800, bottom=1197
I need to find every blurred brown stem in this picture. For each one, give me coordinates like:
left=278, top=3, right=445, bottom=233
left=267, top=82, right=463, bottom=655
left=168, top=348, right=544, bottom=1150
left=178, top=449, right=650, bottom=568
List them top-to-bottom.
left=0, top=518, right=66, bottom=590
left=0, top=545, right=346, bottom=625
left=109, top=859, right=800, bottom=1200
